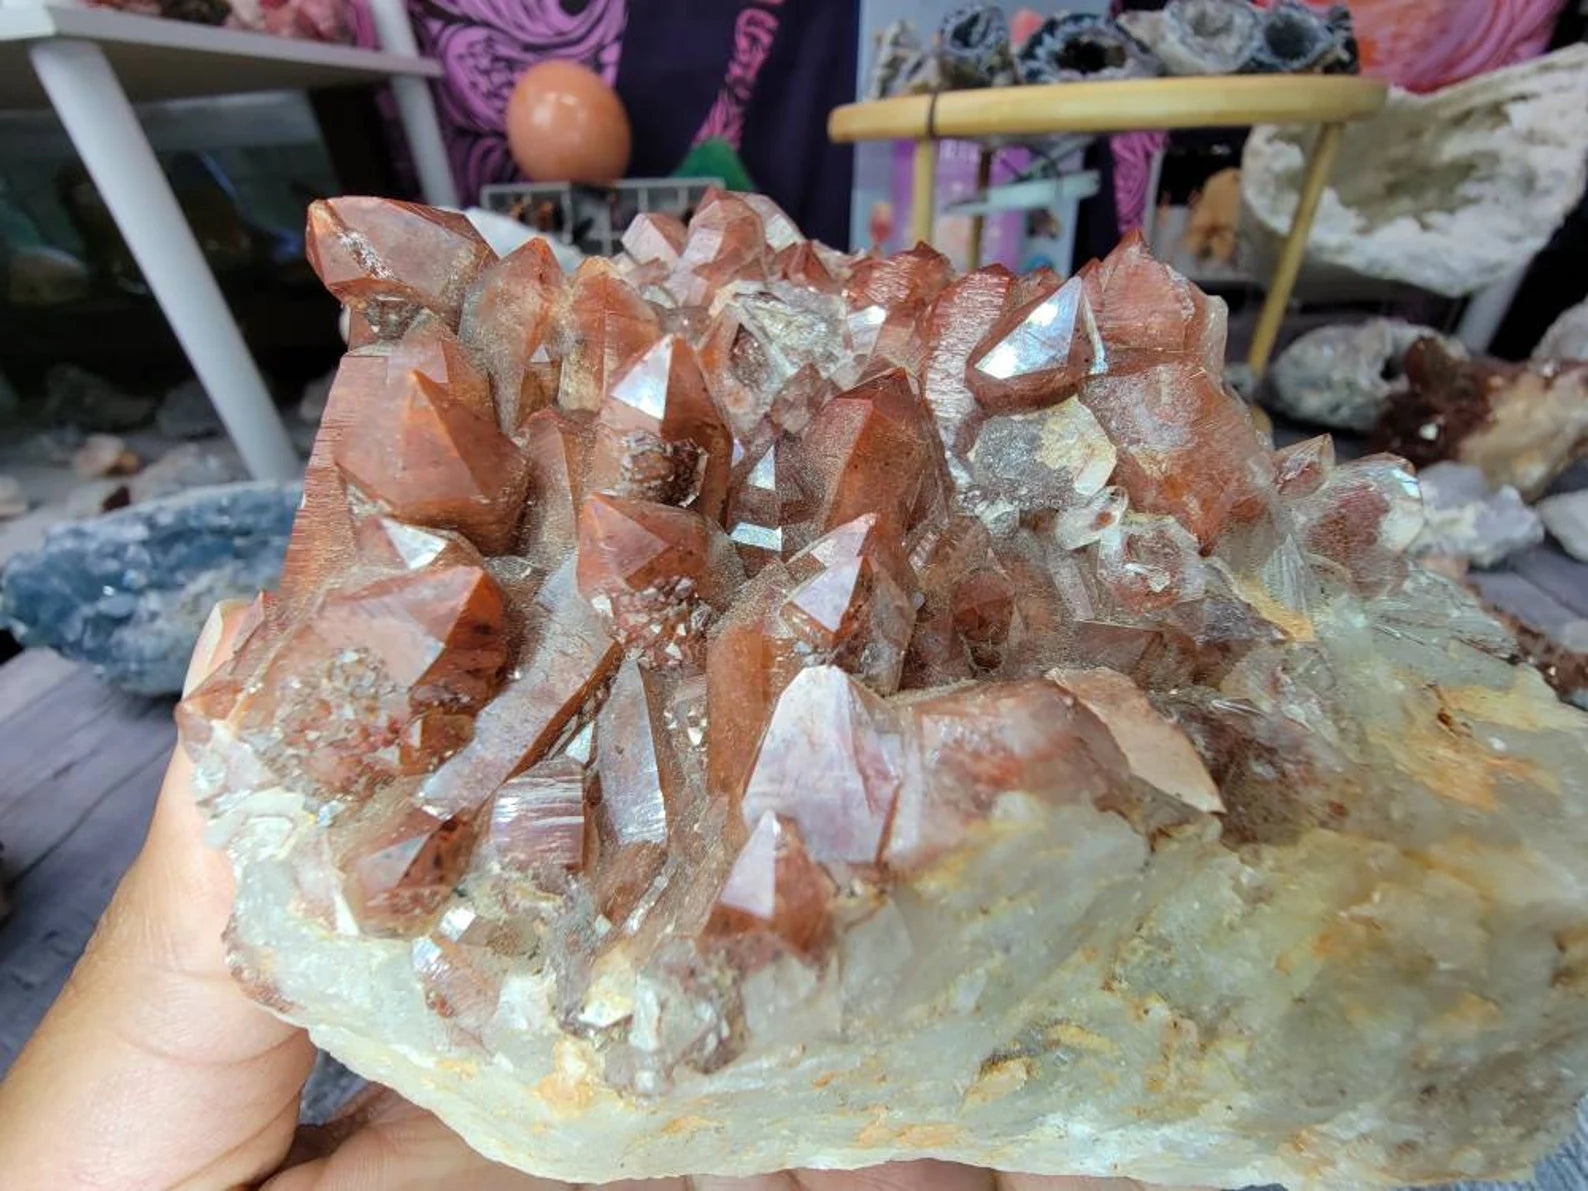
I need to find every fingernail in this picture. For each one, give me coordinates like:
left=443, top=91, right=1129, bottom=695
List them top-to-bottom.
left=182, top=599, right=247, bottom=697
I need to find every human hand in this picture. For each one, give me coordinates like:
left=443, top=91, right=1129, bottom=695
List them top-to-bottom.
left=0, top=600, right=1203, bottom=1191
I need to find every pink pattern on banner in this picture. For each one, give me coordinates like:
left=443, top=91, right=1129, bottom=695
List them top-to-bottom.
left=407, top=0, right=628, bottom=202
left=1248, top=0, right=1565, bottom=92
left=692, top=1, right=782, bottom=149
left=1111, top=130, right=1167, bottom=234
left=888, top=139, right=1029, bottom=269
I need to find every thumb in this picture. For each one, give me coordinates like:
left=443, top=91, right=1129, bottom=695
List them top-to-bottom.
left=0, top=597, right=317, bottom=1191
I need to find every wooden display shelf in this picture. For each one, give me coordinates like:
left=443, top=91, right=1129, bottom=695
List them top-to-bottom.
left=829, top=75, right=1388, bottom=379
left=829, top=75, right=1385, bottom=141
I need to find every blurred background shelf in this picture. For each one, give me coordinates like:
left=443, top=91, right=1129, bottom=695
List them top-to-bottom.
left=0, top=0, right=453, bottom=481
left=0, top=2, right=439, bottom=107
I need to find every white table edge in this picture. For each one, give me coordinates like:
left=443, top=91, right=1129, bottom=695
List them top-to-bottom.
left=0, top=3, right=442, bottom=79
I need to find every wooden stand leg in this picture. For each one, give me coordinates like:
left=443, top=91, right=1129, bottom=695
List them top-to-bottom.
left=1247, top=121, right=1345, bottom=381
left=911, top=139, right=937, bottom=247
left=967, top=146, right=992, bottom=269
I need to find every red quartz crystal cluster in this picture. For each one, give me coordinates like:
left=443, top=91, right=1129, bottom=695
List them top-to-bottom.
left=180, top=193, right=1425, bottom=1087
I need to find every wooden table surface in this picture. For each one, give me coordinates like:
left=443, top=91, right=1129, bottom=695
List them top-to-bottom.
left=0, top=649, right=174, bottom=1069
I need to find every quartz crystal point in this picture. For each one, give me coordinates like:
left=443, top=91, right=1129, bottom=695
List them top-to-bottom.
left=181, top=197, right=1588, bottom=1191
left=306, top=197, right=492, bottom=342
left=458, top=236, right=563, bottom=430
left=557, top=258, right=662, bottom=413
left=919, top=265, right=1014, bottom=451
left=966, top=273, right=1101, bottom=412
left=588, top=334, right=732, bottom=519
left=334, top=370, right=529, bottom=555
left=576, top=493, right=741, bottom=668
left=707, top=811, right=834, bottom=959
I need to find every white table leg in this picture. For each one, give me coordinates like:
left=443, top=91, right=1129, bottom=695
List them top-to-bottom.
left=367, top=0, right=459, bottom=208
left=28, top=38, right=300, bottom=483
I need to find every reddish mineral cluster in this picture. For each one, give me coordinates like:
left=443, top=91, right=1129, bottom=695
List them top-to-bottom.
left=182, top=193, right=1472, bottom=1092
left=1370, top=335, right=1588, bottom=500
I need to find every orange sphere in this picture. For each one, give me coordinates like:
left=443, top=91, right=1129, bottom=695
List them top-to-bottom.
left=505, top=60, right=632, bottom=184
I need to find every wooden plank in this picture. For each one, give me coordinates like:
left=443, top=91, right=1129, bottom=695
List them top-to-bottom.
left=829, top=75, right=1386, bottom=142
left=1507, top=546, right=1588, bottom=619
left=1469, top=570, right=1582, bottom=639
left=0, top=648, right=79, bottom=728
left=0, top=669, right=163, bottom=820
left=0, top=694, right=173, bottom=876
left=0, top=748, right=166, bottom=1069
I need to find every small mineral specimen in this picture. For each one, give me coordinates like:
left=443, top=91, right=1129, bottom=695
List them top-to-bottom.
left=1119, top=0, right=1354, bottom=77
left=1120, top=0, right=1260, bottom=76
left=1243, top=0, right=1355, bottom=73
left=1016, top=14, right=1159, bottom=84
left=865, top=20, right=936, bottom=99
left=181, top=195, right=1588, bottom=1189
left=1536, top=297, right=1588, bottom=362
left=1267, top=318, right=1460, bottom=432
left=1373, top=337, right=1588, bottom=499
left=71, top=432, right=140, bottom=478
left=1410, top=461, right=1543, bottom=568
left=0, top=476, right=26, bottom=520
left=1538, top=490, right=1588, bottom=563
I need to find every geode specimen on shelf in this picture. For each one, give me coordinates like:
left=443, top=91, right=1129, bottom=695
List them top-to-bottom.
left=1119, top=0, right=1354, bottom=77
left=1119, top=0, right=1260, bottom=76
left=1243, top=0, right=1356, bottom=74
left=936, top=4, right=1014, bottom=89
left=1017, top=14, right=1159, bottom=85
left=866, top=20, right=935, bottom=100
left=181, top=194, right=1588, bottom=1189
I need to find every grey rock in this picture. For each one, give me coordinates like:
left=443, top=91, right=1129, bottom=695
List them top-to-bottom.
left=866, top=20, right=931, bottom=99
left=1244, top=44, right=1588, bottom=297
left=1534, top=297, right=1588, bottom=361
left=1267, top=318, right=1458, bottom=431
left=41, top=363, right=156, bottom=431
left=156, top=376, right=225, bottom=440
left=10, top=427, right=85, bottom=466
left=71, top=433, right=139, bottom=479
left=130, top=442, right=249, bottom=504
left=1411, top=462, right=1543, bottom=568
left=0, top=475, right=27, bottom=520
left=0, top=481, right=299, bottom=695
left=1538, top=490, right=1588, bottom=562
left=1562, top=619, right=1588, bottom=653
left=299, top=1052, right=366, bottom=1126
